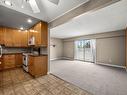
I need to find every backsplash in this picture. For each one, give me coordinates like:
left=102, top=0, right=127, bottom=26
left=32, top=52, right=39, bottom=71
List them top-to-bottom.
left=2, top=46, right=48, bottom=55
left=2, top=47, right=29, bottom=54
left=40, top=47, right=48, bottom=55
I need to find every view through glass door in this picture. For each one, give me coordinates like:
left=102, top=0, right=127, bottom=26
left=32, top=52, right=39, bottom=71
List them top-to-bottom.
left=74, top=39, right=96, bottom=63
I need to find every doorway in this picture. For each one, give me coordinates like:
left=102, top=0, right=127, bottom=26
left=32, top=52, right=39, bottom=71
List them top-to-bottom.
left=74, top=39, right=96, bottom=63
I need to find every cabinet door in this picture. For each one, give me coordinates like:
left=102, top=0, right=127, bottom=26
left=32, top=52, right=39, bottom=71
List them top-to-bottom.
left=34, top=22, right=42, bottom=46
left=41, top=22, right=48, bottom=47
left=0, top=27, right=4, bottom=44
left=4, top=28, right=14, bottom=47
left=28, top=28, right=34, bottom=45
left=13, top=29, right=22, bottom=47
left=20, top=31, right=28, bottom=47
left=15, top=54, right=23, bottom=67
left=3, top=55, right=15, bottom=69
left=28, top=56, right=35, bottom=76
left=34, top=56, right=47, bottom=76
left=41, top=56, right=47, bottom=75
left=0, top=58, right=3, bottom=71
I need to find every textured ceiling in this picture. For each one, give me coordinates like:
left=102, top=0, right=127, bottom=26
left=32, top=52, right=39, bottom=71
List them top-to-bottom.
left=0, top=0, right=89, bottom=22
left=50, top=0, right=127, bottom=39
left=0, top=6, right=40, bottom=30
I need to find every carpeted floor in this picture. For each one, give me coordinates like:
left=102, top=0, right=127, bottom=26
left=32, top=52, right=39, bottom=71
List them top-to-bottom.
left=50, top=60, right=127, bottom=95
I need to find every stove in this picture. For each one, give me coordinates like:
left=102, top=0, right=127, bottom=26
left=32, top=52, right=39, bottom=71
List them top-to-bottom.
left=23, top=53, right=29, bottom=72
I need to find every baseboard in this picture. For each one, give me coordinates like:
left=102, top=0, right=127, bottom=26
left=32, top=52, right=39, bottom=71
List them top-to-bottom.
left=62, top=57, right=73, bottom=60
left=50, top=58, right=62, bottom=61
left=97, top=62, right=126, bottom=69
left=47, top=72, right=50, bottom=75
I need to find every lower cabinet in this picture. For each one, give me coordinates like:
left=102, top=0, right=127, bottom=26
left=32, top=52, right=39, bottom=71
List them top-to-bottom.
left=2, top=54, right=23, bottom=70
left=15, top=54, right=23, bottom=67
left=3, top=55, right=15, bottom=69
left=28, top=55, right=47, bottom=77
left=0, top=58, right=3, bottom=71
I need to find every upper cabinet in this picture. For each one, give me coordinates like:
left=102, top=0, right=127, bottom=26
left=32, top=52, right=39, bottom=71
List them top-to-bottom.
left=0, top=21, right=48, bottom=47
left=28, top=21, right=48, bottom=47
left=41, top=22, right=48, bottom=47
left=0, top=27, right=4, bottom=44
left=1, top=27, right=28, bottom=47
left=4, top=27, right=14, bottom=46
left=13, top=29, right=28, bottom=47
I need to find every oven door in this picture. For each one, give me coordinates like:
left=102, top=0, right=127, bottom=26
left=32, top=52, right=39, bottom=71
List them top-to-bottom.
left=23, top=55, right=28, bottom=66
left=23, top=65, right=28, bottom=72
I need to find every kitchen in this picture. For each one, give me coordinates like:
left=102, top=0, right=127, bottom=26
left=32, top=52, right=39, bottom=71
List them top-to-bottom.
left=0, top=7, right=48, bottom=77
left=0, top=20, right=48, bottom=77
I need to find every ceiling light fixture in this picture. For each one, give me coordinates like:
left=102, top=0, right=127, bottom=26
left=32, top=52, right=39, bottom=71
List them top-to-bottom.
left=4, top=0, right=12, bottom=6
left=27, top=19, right=32, bottom=23
left=20, top=27, right=24, bottom=30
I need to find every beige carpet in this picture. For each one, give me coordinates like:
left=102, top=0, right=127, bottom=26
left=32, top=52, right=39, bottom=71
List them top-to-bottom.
left=50, top=60, right=127, bottom=95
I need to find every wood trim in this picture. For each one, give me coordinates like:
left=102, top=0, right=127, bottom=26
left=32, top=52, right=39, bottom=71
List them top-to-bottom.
left=49, top=0, right=120, bottom=28
left=125, top=28, right=127, bottom=69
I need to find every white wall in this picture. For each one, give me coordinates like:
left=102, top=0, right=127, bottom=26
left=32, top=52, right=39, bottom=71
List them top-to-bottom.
left=63, top=30, right=126, bottom=66
left=96, top=36, right=125, bottom=66
left=50, top=38, right=63, bottom=60
left=63, top=41, right=74, bottom=59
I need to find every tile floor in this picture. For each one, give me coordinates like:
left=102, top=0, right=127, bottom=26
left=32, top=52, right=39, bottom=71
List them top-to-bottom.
left=0, top=68, right=92, bottom=95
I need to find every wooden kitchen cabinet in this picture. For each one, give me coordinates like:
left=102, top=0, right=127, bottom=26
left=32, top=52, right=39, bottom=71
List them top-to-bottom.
left=0, top=21, right=48, bottom=47
left=28, top=22, right=48, bottom=47
left=33, top=22, right=42, bottom=46
left=41, top=22, right=48, bottom=47
left=0, top=26, right=28, bottom=47
left=0, top=27, right=5, bottom=44
left=4, top=27, right=14, bottom=47
left=13, top=29, right=22, bottom=47
left=13, top=29, right=28, bottom=47
left=20, top=31, right=28, bottom=47
left=2, top=54, right=23, bottom=70
left=15, top=54, right=23, bottom=67
left=3, top=55, right=15, bottom=69
left=28, top=55, right=47, bottom=77
left=0, top=57, right=3, bottom=71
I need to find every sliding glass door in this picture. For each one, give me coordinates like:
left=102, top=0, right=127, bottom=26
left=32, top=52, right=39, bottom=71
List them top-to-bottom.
left=74, top=39, right=96, bottom=63
left=74, top=40, right=85, bottom=61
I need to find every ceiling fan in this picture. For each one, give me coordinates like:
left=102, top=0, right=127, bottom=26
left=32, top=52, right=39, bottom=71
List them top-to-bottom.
left=3, top=0, right=60, bottom=13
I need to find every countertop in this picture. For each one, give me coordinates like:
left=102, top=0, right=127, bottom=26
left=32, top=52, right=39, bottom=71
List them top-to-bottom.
left=2, top=52, right=48, bottom=56
left=3, top=52, right=24, bottom=55
left=28, top=54, right=48, bottom=57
